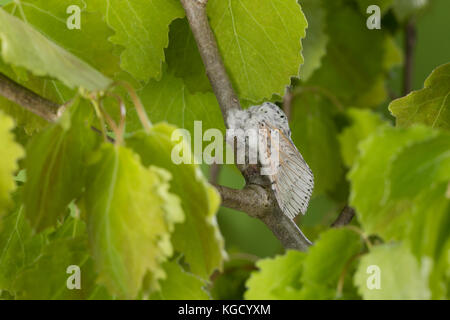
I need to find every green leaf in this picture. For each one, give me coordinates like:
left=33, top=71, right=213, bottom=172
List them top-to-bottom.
left=4, top=0, right=121, bottom=78
left=101, top=0, right=184, bottom=81
left=208, top=0, right=307, bottom=102
left=298, top=0, right=328, bottom=81
left=306, top=6, right=386, bottom=106
left=0, top=8, right=111, bottom=91
left=165, top=18, right=211, bottom=93
left=354, top=36, right=403, bottom=107
left=389, top=63, right=450, bottom=130
left=133, top=71, right=225, bottom=136
left=290, top=92, right=343, bottom=194
left=0, top=95, right=48, bottom=135
left=24, top=100, right=97, bottom=231
left=338, top=108, right=386, bottom=167
left=0, top=111, right=24, bottom=217
left=126, top=123, right=225, bottom=279
left=348, top=125, right=435, bottom=240
left=388, top=132, right=450, bottom=199
left=82, top=144, right=183, bottom=298
left=406, top=183, right=450, bottom=261
left=0, top=202, right=46, bottom=292
left=300, top=228, right=363, bottom=299
left=13, top=236, right=106, bottom=300
left=428, top=238, right=450, bottom=299
left=354, top=244, right=431, bottom=300
left=244, top=250, right=306, bottom=300
left=149, top=260, right=210, bottom=300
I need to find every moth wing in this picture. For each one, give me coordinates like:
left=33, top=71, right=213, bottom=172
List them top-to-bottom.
left=259, top=122, right=314, bottom=219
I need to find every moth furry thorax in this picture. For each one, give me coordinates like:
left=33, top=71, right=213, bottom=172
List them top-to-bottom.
left=226, top=102, right=314, bottom=219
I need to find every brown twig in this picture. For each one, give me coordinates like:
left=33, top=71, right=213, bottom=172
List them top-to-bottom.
left=403, top=18, right=416, bottom=96
left=0, top=73, right=60, bottom=121
left=209, top=163, right=221, bottom=184
left=213, top=184, right=273, bottom=218
left=331, top=205, right=355, bottom=228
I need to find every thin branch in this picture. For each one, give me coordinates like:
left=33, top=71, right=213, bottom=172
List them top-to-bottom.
left=180, top=0, right=240, bottom=124
left=403, top=18, right=416, bottom=96
left=0, top=72, right=112, bottom=142
left=0, top=73, right=60, bottom=121
left=209, top=163, right=221, bottom=184
left=213, top=184, right=273, bottom=218
left=331, top=205, right=355, bottom=228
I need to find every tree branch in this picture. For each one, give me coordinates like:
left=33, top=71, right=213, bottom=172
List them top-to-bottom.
left=180, top=0, right=312, bottom=251
left=180, top=0, right=240, bottom=123
left=403, top=18, right=416, bottom=96
left=0, top=73, right=60, bottom=121
left=213, top=184, right=273, bottom=218
left=215, top=184, right=312, bottom=251
left=331, top=205, right=355, bottom=228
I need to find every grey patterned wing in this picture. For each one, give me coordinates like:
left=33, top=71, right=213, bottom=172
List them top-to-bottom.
left=260, top=122, right=314, bottom=219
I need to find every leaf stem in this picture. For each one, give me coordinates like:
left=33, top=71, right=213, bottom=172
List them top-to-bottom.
left=110, top=81, right=151, bottom=133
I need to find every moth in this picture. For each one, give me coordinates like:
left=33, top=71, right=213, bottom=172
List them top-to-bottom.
left=227, top=102, right=314, bottom=219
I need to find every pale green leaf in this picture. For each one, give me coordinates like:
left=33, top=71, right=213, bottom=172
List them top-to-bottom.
left=4, top=0, right=121, bottom=78
left=101, top=0, right=184, bottom=81
left=208, top=0, right=307, bottom=102
left=0, top=9, right=111, bottom=91
left=389, top=63, right=450, bottom=130
left=24, top=101, right=97, bottom=231
left=338, top=108, right=386, bottom=167
left=0, top=111, right=24, bottom=217
left=126, top=123, right=225, bottom=279
left=348, top=125, right=435, bottom=240
left=388, top=132, right=450, bottom=199
left=83, top=144, right=183, bottom=298
left=406, top=183, right=450, bottom=262
left=0, top=203, right=46, bottom=292
left=299, top=228, right=362, bottom=299
left=302, top=228, right=362, bottom=287
left=13, top=236, right=107, bottom=300
left=354, top=244, right=431, bottom=300
left=244, top=250, right=306, bottom=300
left=149, top=260, right=210, bottom=300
